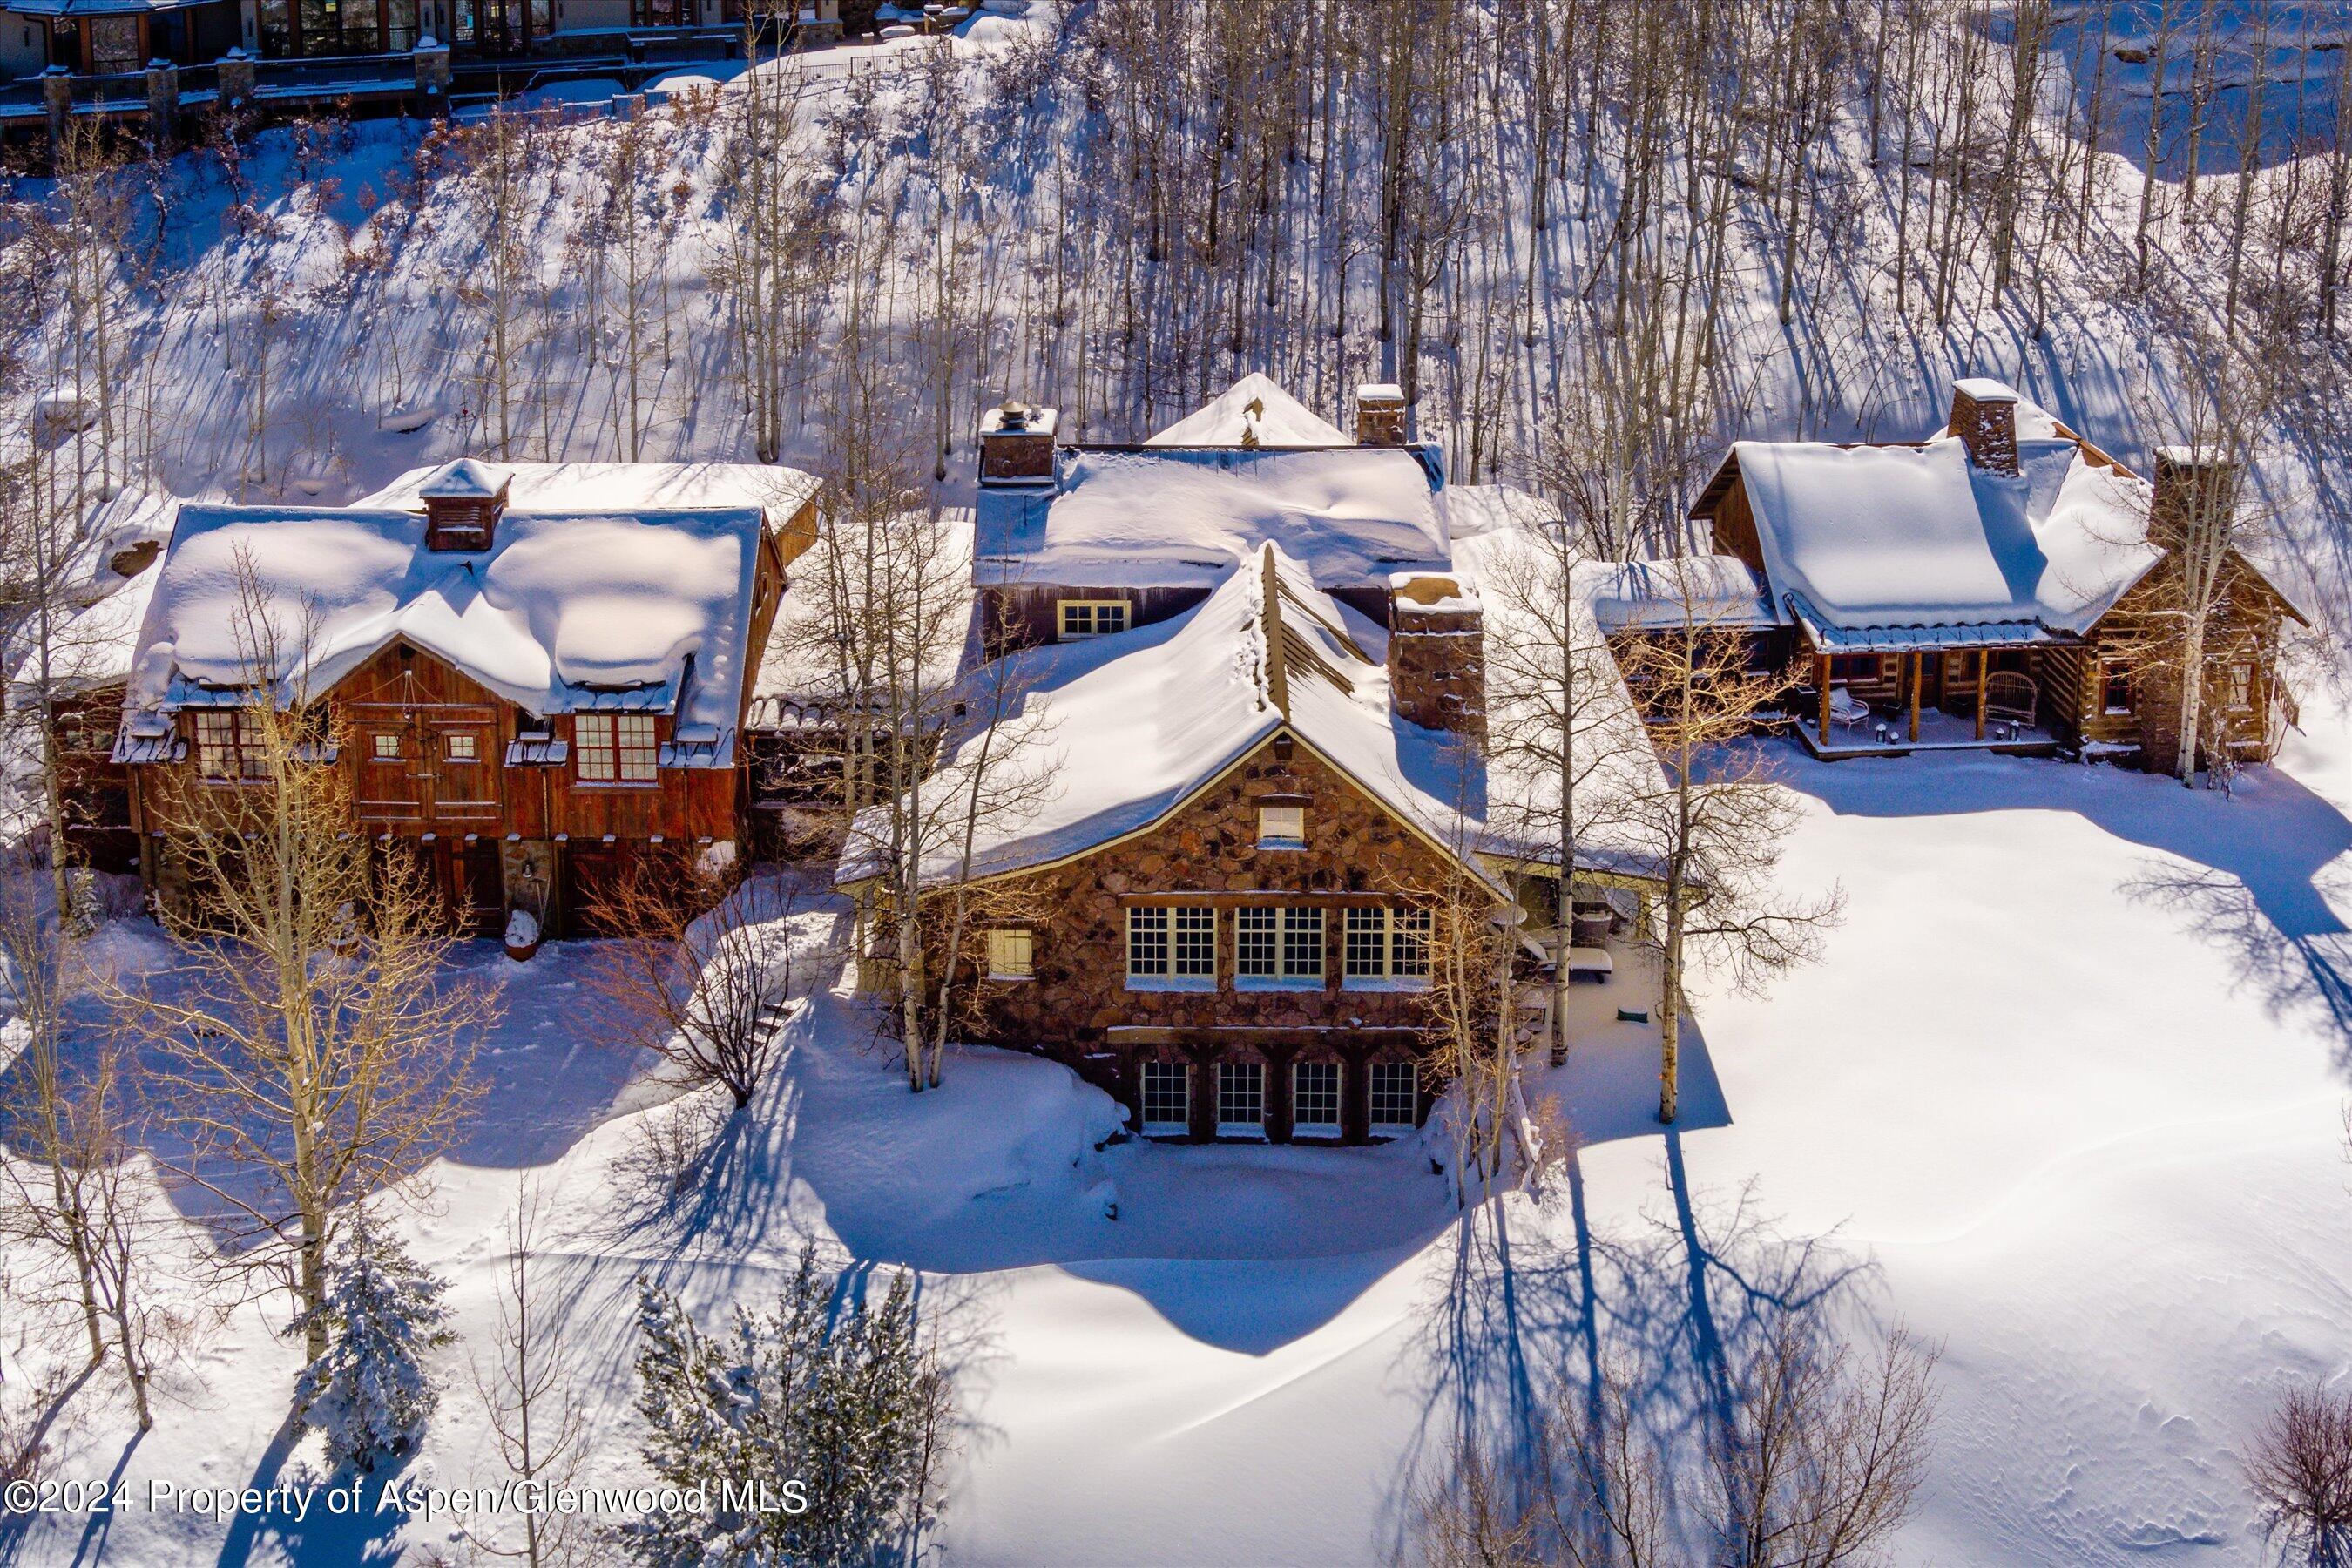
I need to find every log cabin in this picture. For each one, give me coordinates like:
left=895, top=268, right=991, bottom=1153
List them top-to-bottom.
left=1600, top=377, right=2304, bottom=768
left=113, top=457, right=820, bottom=935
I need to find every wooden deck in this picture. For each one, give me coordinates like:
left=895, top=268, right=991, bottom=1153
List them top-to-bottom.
left=1794, top=707, right=2060, bottom=760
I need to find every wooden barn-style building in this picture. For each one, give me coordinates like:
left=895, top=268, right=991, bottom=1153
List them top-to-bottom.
left=1596, top=377, right=2303, bottom=768
left=114, top=457, right=819, bottom=935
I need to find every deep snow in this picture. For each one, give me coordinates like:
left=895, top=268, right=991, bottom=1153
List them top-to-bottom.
left=6, top=697, right=2350, bottom=1565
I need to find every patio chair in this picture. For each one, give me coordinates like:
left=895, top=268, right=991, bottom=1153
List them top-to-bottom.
left=1828, top=685, right=1872, bottom=728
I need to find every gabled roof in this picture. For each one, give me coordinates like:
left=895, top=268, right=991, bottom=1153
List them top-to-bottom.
left=1145, top=374, right=1351, bottom=448
left=973, top=444, right=1450, bottom=592
left=414, top=458, right=511, bottom=500
left=355, top=460, right=820, bottom=534
left=118, top=465, right=815, bottom=765
left=842, top=544, right=1495, bottom=889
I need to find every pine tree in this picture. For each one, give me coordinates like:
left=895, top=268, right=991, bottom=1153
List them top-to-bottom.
left=291, top=1206, right=455, bottom=1472
left=619, top=1246, right=950, bottom=1567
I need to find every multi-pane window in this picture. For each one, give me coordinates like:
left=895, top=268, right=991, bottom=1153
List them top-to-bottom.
left=1058, top=600, right=1130, bottom=640
left=2099, top=658, right=2132, bottom=715
left=2222, top=662, right=2254, bottom=712
left=195, top=711, right=269, bottom=781
left=575, top=713, right=658, bottom=783
left=371, top=732, right=402, bottom=760
left=445, top=733, right=478, bottom=760
left=1257, top=804, right=1305, bottom=848
left=1128, top=906, right=1216, bottom=985
left=1237, top=907, right=1322, bottom=983
left=1281, top=907, right=1324, bottom=979
left=1344, top=907, right=1432, bottom=983
left=986, top=929, right=1033, bottom=979
left=1141, top=1061, right=1190, bottom=1134
left=1217, top=1061, right=1266, bottom=1135
left=1292, top=1061, right=1341, bottom=1136
left=1369, top=1062, right=1419, bottom=1130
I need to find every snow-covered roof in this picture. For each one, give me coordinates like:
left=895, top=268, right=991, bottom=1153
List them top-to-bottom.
left=1145, top=375, right=1349, bottom=449
left=1722, top=434, right=2162, bottom=648
left=975, top=444, right=1450, bottom=592
left=415, top=457, right=511, bottom=499
left=355, top=460, right=820, bottom=534
left=121, top=488, right=795, bottom=762
left=2, top=490, right=179, bottom=698
left=846, top=544, right=1492, bottom=888
left=1585, top=555, right=1775, bottom=632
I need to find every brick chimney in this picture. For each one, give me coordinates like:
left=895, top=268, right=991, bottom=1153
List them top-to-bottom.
left=1949, top=377, right=2021, bottom=477
left=1355, top=383, right=1408, bottom=447
left=978, top=400, right=1058, bottom=487
left=2149, top=444, right=2242, bottom=553
left=417, top=458, right=511, bottom=551
left=1388, top=572, right=1485, bottom=744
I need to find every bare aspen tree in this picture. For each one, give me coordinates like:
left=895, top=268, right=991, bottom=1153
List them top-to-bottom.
left=115, top=555, right=490, bottom=1360
left=1614, top=562, right=1842, bottom=1124
left=468, top=1181, right=591, bottom=1567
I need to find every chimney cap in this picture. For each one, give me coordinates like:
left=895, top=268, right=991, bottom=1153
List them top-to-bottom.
left=1952, top=376, right=2020, bottom=404
left=1357, top=382, right=1405, bottom=404
left=980, top=401, right=1058, bottom=438
left=417, top=457, right=512, bottom=500
left=1390, top=571, right=1480, bottom=612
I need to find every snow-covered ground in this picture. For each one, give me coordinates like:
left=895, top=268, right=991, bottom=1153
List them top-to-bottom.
left=7, top=696, right=2349, bottom=1565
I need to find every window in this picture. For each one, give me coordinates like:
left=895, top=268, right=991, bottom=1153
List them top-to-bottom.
left=1058, top=600, right=1130, bottom=640
left=1828, top=653, right=1891, bottom=686
left=2099, top=658, right=2132, bottom=716
left=2222, top=662, right=2254, bottom=713
left=195, top=711, right=269, bottom=781
left=575, top=713, right=659, bottom=784
left=371, top=732, right=402, bottom=760
left=445, top=733, right=478, bottom=761
left=1257, top=803, right=1305, bottom=848
left=1127, top=906, right=1216, bottom=987
left=1343, top=906, right=1433, bottom=986
left=1237, top=907, right=1322, bottom=984
left=986, top=929, right=1033, bottom=980
left=1141, top=1061, right=1190, bottom=1134
left=1217, top=1061, right=1266, bottom=1136
left=1292, top=1061, right=1341, bottom=1137
left=1369, top=1062, right=1419, bottom=1130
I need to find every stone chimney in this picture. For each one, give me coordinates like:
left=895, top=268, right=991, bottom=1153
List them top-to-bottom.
left=1949, top=377, right=2021, bottom=477
left=1355, top=383, right=1408, bottom=447
left=978, top=400, right=1058, bottom=487
left=2149, top=444, right=2242, bottom=553
left=417, top=458, right=511, bottom=551
left=1387, top=572, right=1485, bottom=744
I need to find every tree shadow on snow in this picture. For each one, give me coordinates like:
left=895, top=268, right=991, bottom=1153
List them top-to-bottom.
left=1766, top=742, right=2352, bottom=1060
left=1378, top=1130, right=1879, bottom=1562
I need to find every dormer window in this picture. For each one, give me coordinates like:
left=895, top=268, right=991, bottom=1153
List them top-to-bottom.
left=417, top=458, right=513, bottom=552
left=1059, top=600, right=1129, bottom=640
left=193, top=710, right=269, bottom=781
left=575, top=713, right=658, bottom=784
left=1257, top=803, right=1305, bottom=848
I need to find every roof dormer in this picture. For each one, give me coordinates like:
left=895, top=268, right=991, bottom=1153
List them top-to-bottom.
left=417, top=458, right=513, bottom=551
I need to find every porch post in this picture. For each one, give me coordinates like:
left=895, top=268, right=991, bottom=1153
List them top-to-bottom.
left=1974, top=649, right=1988, bottom=740
left=1907, top=651, right=1922, bottom=741
left=1815, top=652, right=1831, bottom=745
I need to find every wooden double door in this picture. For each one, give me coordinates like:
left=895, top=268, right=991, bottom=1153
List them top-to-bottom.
left=354, top=702, right=503, bottom=828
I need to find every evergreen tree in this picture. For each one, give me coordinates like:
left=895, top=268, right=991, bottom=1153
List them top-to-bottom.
left=291, top=1206, right=455, bottom=1472
left=620, top=1246, right=949, bottom=1567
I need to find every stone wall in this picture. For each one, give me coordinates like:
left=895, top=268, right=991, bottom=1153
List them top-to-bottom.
left=956, top=733, right=1481, bottom=1141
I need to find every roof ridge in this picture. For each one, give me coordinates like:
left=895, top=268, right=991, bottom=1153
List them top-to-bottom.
left=1259, top=544, right=1291, bottom=721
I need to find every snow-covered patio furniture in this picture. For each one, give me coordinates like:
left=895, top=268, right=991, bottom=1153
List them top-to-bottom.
left=1828, top=685, right=1871, bottom=729
left=1567, top=947, right=1614, bottom=983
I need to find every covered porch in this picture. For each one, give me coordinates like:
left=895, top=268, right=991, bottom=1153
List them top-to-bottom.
left=1793, top=613, right=2076, bottom=760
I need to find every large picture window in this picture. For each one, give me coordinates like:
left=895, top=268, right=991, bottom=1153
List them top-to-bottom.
left=575, top=713, right=658, bottom=783
left=1140, top=1061, right=1190, bottom=1135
